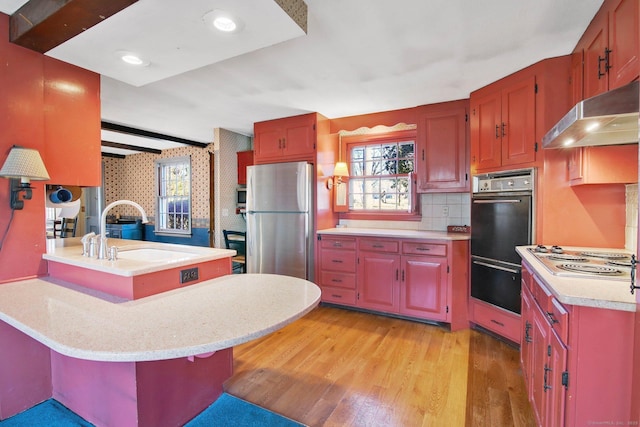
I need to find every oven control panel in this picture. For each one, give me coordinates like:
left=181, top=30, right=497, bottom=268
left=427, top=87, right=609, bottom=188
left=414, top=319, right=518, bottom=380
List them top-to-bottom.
left=473, top=169, right=535, bottom=193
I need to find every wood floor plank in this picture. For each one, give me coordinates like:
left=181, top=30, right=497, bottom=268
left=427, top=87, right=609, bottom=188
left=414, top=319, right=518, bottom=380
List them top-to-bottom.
left=224, top=306, right=535, bottom=426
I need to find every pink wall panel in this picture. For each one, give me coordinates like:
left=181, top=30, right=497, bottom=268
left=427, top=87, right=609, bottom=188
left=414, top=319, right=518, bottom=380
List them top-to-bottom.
left=0, top=14, right=48, bottom=282
left=540, top=149, right=627, bottom=248
left=0, top=321, right=52, bottom=419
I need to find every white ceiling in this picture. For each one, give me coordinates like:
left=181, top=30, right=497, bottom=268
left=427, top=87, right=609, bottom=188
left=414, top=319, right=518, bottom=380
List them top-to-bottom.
left=1, top=0, right=604, bottom=155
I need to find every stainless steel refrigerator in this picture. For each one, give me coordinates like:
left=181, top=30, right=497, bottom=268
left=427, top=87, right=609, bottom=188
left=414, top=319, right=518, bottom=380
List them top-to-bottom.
left=246, top=161, right=313, bottom=280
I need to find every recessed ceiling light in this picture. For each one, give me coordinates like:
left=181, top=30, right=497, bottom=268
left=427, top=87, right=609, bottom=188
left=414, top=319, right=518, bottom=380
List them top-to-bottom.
left=203, top=10, right=244, bottom=34
left=214, top=16, right=237, bottom=32
left=116, top=50, right=150, bottom=66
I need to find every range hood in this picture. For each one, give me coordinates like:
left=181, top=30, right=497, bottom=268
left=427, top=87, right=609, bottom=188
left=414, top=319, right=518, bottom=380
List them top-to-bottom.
left=542, top=80, right=639, bottom=149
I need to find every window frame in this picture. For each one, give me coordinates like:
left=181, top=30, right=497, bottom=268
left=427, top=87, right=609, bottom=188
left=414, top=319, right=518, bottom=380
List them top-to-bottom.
left=340, top=130, right=420, bottom=221
left=154, top=156, right=192, bottom=236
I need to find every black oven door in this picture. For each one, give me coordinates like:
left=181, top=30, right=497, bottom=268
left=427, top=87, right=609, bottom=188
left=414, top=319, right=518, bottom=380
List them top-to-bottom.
left=471, top=193, right=532, bottom=264
left=471, top=257, right=521, bottom=313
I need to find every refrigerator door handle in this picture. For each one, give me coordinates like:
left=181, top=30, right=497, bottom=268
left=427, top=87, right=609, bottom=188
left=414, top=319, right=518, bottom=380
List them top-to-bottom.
left=472, top=260, right=520, bottom=274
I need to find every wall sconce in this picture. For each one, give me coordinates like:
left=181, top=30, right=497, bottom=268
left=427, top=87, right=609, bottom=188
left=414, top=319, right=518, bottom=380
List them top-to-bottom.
left=0, top=146, right=51, bottom=210
left=327, top=162, right=349, bottom=190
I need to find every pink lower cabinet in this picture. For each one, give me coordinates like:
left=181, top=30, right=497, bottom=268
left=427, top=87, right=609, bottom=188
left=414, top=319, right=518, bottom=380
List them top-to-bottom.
left=317, top=234, right=469, bottom=329
left=317, top=236, right=357, bottom=305
left=521, top=261, right=634, bottom=426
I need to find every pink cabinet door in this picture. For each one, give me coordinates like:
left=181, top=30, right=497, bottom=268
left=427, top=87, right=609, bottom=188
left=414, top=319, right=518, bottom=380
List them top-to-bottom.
left=357, top=252, right=399, bottom=312
left=399, top=255, right=447, bottom=320
left=531, top=304, right=550, bottom=427
left=546, top=330, right=568, bottom=427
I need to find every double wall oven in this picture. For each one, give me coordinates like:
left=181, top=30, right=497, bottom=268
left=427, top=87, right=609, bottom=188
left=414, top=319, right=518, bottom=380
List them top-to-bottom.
left=471, top=168, right=535, bottom=314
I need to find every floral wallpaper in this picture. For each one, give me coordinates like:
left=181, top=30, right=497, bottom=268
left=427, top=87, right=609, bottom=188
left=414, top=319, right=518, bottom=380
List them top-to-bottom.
left=103, top=128, right=251, bottom=247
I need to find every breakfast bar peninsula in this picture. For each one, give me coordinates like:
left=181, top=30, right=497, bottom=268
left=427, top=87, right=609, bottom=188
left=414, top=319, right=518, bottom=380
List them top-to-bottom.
left=0, top=239, right=321, bottom=427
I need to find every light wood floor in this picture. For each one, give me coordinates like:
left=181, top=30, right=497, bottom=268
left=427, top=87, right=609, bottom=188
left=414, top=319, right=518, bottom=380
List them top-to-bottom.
left=224, top=305, right=536, bottom=427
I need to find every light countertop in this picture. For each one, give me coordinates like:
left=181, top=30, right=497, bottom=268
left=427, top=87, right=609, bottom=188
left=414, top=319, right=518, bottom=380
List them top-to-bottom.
left=317, top=227, right=470, bottom=240
left=44, top=238, right=235, bottom=277
left=516, top=246, right=636, bottom=312
left=0, top=274, right=321, bottom=362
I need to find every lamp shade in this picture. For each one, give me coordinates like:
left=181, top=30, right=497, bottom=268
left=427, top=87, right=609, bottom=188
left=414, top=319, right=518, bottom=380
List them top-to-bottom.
left=0, top=147, right=50, bottom=181
left=333, top=162, right=349, bottom=177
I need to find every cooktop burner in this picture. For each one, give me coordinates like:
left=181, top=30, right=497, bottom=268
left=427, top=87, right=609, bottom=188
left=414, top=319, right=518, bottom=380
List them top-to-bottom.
left=527, top=245, right=633, bottom=281
left=580, top=252, right=630, bottom=260
left=547, top=254, right=588, bottom=262
left=557, top=263, right=624, bottom=276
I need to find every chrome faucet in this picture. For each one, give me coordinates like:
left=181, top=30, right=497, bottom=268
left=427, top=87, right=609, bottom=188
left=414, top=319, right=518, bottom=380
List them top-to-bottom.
left=98, top=200, right=149, bottom=259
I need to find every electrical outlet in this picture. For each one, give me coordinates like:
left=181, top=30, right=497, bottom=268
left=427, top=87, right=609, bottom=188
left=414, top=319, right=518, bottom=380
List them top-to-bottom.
left=442, top=206, right=449, bottom=217
left=180, top=267, right=199, bottom=284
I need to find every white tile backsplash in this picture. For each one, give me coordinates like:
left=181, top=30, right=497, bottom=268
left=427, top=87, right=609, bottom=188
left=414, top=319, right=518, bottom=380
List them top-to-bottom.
left=626, top=184, right=638, bottom=252
left=340, top=192, right=471, bottom=231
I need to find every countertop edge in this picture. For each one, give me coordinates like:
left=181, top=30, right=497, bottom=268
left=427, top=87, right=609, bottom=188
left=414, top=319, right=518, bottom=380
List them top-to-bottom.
left=317, top=227, right=470, bottom=240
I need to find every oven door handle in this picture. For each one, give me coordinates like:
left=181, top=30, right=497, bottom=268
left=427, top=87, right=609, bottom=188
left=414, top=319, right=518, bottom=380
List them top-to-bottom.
left=472, top=199, right=522, bottom=204
left=472, top=260, right=520, bottom=274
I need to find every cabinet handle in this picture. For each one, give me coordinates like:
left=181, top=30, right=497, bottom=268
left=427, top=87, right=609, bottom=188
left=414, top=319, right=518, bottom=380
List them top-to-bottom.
left=599, top=47, right=613, bottom=78
left=597, top=48, right=613, bottom=79
left=605, top=48, right=612, bottom=72
left=501, top=122, right=506, bottom=137
left=495, top=124, right=500, bottom=139
left=282, top=137, right=286, bottom=149
left=278, top=138, right=282, bottom=149
left=422, top=149, right=425, bottom=161
left=332, top=242, right=343, bottom=247
left=372, top=244, right=384, bottom=248
left=416, top=247, right=430, bottom=251
left=331, top=259, right=343, bottom=263
left=396, top=269, right=399, bottom=280
left=402, top=270, right=405, bottom=281
left=331, top=278, right=343, bottom=283
left=331, top=294, right=342, bottom=298
left=546, top=312, right=559, bottom=324
left=490, top=319, right=505, bottom=327
left=524, top=320, right=532, bottom=343
left=544, top=364, right=552, bottom=391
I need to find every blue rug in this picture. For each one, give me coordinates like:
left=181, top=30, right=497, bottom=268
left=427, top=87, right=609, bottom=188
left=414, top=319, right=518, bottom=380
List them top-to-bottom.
left=0, top=394, right=304, bottom=427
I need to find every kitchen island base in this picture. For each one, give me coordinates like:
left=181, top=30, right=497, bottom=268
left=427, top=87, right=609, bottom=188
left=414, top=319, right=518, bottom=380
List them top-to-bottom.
left=51, top=349, right=233, bottom=427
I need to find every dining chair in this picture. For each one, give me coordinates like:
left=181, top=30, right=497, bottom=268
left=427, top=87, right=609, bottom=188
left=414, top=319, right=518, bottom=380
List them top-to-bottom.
left=223, top=230, right=246, bottom=273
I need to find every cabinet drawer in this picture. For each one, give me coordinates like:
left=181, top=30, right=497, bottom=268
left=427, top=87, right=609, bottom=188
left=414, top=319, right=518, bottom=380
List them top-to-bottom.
left=320, top=237, right=356, bottom=250
left=359, top=239, right=399, bottom=253
left=402, top=242, right=447, bottom=256
left=320, top=249, right=357, bottom=273
left=521, top=262, right=533, bottom=293
left=319, top=271, right=356, bottom=289
left=532, top=276, right=553, bottom=312
left=322, top=287, right=356, bottom=305
left=549, top=298, right=569, bottom=344
left=471, top=299, right=521, bottom=343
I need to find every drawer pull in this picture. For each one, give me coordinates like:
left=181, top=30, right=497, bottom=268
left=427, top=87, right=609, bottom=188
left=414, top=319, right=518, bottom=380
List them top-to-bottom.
left=332, top=242, right=343, bottom=247
left=372, top=244, right=384, bottom=248
left=416, top=247, right=431, bottom=251
left=331, top=259, right=343, bottom=263
left=331, top=279, right=343, bottom=283
left=331, top=294, right=342, bottom=298
left=546, top=312, right=559, bottom=324
left=490, top=319, right=505, bottom=327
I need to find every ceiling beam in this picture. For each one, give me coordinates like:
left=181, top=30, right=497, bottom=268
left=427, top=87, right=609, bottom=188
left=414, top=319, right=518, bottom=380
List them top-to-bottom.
left=10, top=0, right=138, bottom=53
left=101, top=121, right=209, bottom=148
left=101, top=140, right=162, bottom=155
left=101, top=152, right=125, bottom=159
